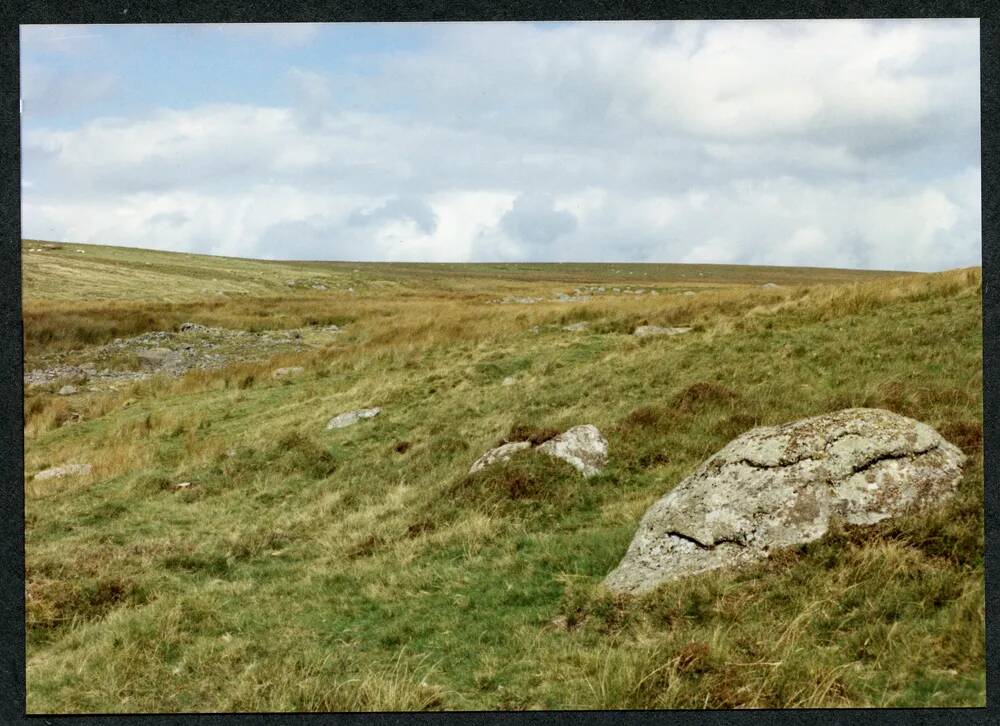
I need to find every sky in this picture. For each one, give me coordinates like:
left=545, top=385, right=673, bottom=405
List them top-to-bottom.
left=20, top=20, right=981, bottom=271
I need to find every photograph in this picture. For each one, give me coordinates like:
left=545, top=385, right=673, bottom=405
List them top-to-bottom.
left=19, top=18, right=984, bottom=712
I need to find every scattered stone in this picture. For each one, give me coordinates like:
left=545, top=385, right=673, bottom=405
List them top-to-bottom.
left=286, top=280, right=298, bottom=287
left=761, top=282, right=779, bottom=288
left=312, top=284, right=328, bottom=290
left=682, top=291, right=696, bottom=296
left=179, top=322, right=208, bottom=333
left=563, top=322, right=589, bottom=332
left=634, top=325, right=692, bottom=338
left=137, top=347, right=183, bottom=371
left=272, top=366, right=305, bottom=379
left=501, top=376, right=517, bottom=386
left=57, top=384, right=78, bottom=396
left=326, top=407, right=382, bottom=430
left=603, top=408, right=967, bottom=594
left=537, top=424, right=609, bottom=477
left=469, top=441, right=532, bottom=474
left=34, top=463, right=92, bottom=481
left=173, top=481, right=193, bottom=490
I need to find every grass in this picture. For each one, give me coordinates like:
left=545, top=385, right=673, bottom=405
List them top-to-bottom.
left=21, top=241, right=983, bottom=711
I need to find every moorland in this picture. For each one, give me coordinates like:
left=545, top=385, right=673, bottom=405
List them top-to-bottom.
left=21, top=240, right=984, bottom=711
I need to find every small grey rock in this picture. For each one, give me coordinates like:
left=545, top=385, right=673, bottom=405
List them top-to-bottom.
left=634, top=325, right=692, bottom=338
left=272, top=366, right=305, bottom=379
left=326, top=407, right=382, bottom=430
left=536, top=424, right=609, bottom=477
left=469, top=441, right=532, bottom=474
left=34, top=463, right=92, bottom=481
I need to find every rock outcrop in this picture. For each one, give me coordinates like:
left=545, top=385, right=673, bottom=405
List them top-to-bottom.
left=603, top=408, right=966, bottom=594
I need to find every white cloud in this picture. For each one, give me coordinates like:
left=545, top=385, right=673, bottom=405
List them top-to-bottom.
left=20, top=20, right=981, bottom=270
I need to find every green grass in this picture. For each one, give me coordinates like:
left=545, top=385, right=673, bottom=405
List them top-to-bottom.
left=22, top=242, right=983, bottom=711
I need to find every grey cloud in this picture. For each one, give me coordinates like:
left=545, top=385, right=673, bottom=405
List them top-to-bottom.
left=499, top=193, right=577, bottom=246
left=348, top=196, right=438, bottom=235
left=148, top=211, right=189, bottom=228
left=257, top=216, right=377, bottom=261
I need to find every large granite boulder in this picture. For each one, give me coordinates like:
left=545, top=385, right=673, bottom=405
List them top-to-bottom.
left=603, top=408, right=967, bottom=594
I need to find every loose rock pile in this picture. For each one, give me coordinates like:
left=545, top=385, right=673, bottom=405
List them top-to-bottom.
left=24, top=324, right=343, bottom=391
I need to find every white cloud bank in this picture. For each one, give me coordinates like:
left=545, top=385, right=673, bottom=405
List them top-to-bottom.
left=21, top=19, right=981, bottom=270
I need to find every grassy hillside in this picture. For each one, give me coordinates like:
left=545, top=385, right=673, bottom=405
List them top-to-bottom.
left=22, top=242, right=983, bottom=711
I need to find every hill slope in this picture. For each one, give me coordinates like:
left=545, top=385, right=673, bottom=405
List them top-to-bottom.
left=22, top=242, right=983, bottom=711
